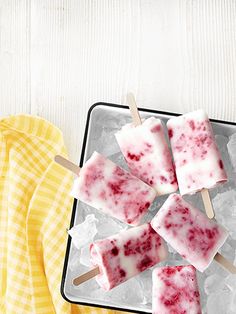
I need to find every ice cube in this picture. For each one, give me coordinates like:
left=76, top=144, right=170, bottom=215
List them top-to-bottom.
left=89, top=111, right=131, bottom=157
left=96, top=111, right=128, bottom=131
left=94, top=131, right=121, bottom=156
left=227, top=133, right=236, bottom=171
left=215, top=135, right=230, bottom=172
left=108, top=152, right=128, bottom=169
left=213, top=189, right=236, bottom=239
left=184, top=193, right=205, bottom=214
left=142, top=195, right=168, bottom=224
left=74, top=202, right=98, bottom=222
left=95, top=210, right=127, bottom=239
left=68, top=214, right=98, bottom=249
left=219, top=240, right=236, bottom=261
left=166, top=242, right=177, bottom=255
left=68, top=246, right=81, bottom=271
left=80, top=246, right=92, bottom=267
left=209, top=250, right=230, bottom=276
left=137, top=269, right=152, bottom=305
left=196, top=271, right=207, bottom=310
left=204, top=274, right=224, bottom=295
left=225, top=274, right=236, bottom=291
left=105, top=276, right=144, bottom=306
left=206, top=291, right=233, bottom=314
left=230, top=291, right=236, bottom=312
left=202, top=306, right=207, bottom=314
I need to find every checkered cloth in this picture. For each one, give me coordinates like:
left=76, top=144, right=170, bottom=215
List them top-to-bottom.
left=0, top=115, right=114, bottom=314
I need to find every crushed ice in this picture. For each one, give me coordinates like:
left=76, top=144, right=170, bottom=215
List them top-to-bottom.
left=67, top=117, right=236, bottom=314
left=227, top=133, right=236, bottom=172
left=213, top=189, right=236, bottom=240
left=68, top=214, right=98, bottom=249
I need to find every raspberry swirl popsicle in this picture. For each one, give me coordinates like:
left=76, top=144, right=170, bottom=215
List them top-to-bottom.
left=167, top=110, right=227, bottom=195
left=115, top=117, right=178, bottom=195
left=71, top=152, right=156, bottom=226
left=151, top=194, right=228, bottom=272
left=90, top=223, right=167, bottom=290
left=152, top=265, right=202, bottom=314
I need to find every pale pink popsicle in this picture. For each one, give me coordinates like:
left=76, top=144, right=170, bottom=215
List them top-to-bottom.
left=167, top=110, right=227, bottom=195
left=115, top=117, right=178, bottom=195
left=71, top=152, right=156, bottom=226
left=151, top=194, right=228, bottom=272
left=90, top=223, right=167, bottom=290
left=152, top=265, right=202, bottom=314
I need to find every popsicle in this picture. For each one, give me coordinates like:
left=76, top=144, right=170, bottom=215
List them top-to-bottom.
left=115, top=94, right=178, bottom=195
left=167, top=109, right=227, bottom=218
left=115, top=117, right=178, bottom=195
left=55, top=152, right=156, bottom=226
left=151, top=194, right=236, bottom=274
left=73, top=223, right=168, bottom=290
left=152, top=265, right=202, bottom=314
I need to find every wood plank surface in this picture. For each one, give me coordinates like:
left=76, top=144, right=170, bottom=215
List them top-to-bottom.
left=0, top=0, right=31, bottom=116
left=1, top=1, right=236, bottom=161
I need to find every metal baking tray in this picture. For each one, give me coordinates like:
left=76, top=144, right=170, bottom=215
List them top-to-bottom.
left=61, top=103, right=236, bottom=313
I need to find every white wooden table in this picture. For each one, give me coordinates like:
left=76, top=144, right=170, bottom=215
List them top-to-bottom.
left=1, top=0, right=236, bottom=162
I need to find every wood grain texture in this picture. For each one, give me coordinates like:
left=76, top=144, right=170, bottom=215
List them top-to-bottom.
left=0, top=0, right=30, bottom=116
left=1, top=0, right=236, bottom=161
left=30, top=0, right=141, bottom=161
left=182, top=0, right=236, bottom=120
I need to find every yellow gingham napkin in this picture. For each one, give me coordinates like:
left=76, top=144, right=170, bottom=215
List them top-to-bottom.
left=0, top=115, right=116, bottom=314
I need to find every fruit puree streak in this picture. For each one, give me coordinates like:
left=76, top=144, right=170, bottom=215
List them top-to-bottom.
left=167, top=110, right=227, bottom=195
left=115, top=117, right=178, bottom=195
left=71, top=152, right=156, bottom=226
left=151, top=194, right=228, bottom=272
left=90, top=223, right=167, bottom=290
left=152, top=265, right=202, bottom=314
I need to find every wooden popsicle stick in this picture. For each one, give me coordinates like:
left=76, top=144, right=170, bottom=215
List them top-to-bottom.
left=127, top=93, right=142, bottom=126
left=54, top=155, right=80, bottom=176
left=201, top=189, right=215, bottom=219
left=214, top=252, right=236, bottom=274
left=73, top=266, right=100, bottom=286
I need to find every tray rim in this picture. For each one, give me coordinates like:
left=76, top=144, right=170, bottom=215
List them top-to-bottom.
left=60, top=102, right=236, bottom=313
